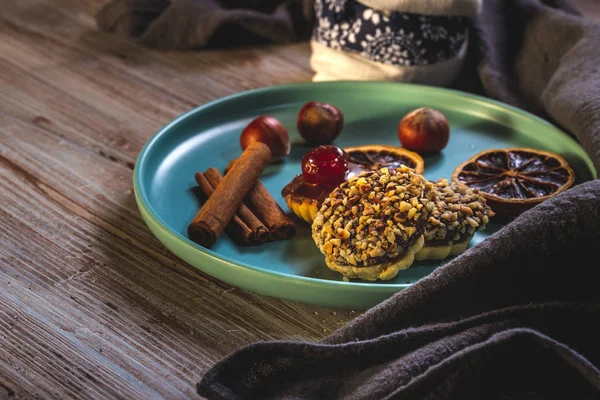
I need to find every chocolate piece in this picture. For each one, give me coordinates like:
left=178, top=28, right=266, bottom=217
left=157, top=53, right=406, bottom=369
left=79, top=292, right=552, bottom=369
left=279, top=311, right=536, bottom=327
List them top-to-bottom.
left=281, top=175, right=333, bottom=205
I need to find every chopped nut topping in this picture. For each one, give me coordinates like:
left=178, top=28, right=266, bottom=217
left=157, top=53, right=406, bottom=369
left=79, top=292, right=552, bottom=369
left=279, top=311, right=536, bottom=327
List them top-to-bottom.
left=312, top=166, right=434, bottom=267
left=422, top=178, right=495, bottom=243
left=400, top=201, right=412, bottom=212
left=407, top=207, right=417, bottom=219
left=466, top=217, right=479, bottom=228
left=338, top=228, right=351, bottom=239
left=330, top=238, right=342, bottom=247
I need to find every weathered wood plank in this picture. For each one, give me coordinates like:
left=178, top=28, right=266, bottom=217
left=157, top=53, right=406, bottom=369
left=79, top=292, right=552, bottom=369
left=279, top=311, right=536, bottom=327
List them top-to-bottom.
left=0, top=0, right=313, bottom=176
left=1, top=0, right=313, bottom=102
left=2, top=0, right=596, bottom=398
left=0, top=3, right=336, bottom=397
left=0, top=112, right=353, bottom=398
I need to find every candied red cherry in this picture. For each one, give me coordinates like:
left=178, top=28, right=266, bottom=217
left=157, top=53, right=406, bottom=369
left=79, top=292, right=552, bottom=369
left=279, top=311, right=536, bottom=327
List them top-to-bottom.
left=302, top=145, right=349, bottom=187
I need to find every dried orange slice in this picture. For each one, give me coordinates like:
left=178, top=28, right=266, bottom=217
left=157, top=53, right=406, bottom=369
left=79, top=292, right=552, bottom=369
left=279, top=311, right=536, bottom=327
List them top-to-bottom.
left=282, top=145, right=425, bottom=223
left=344, top=145, right=424, bottom=177
left=451, top=148, right=575, bottom=216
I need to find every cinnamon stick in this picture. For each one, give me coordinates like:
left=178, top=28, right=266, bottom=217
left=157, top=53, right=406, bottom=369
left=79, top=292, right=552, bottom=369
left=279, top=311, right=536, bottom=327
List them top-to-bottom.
left=187, top=142, right=271, bottom=248
left=225, top=159, right=296, bottom=241
left=194, top=171, right=268, bottom=246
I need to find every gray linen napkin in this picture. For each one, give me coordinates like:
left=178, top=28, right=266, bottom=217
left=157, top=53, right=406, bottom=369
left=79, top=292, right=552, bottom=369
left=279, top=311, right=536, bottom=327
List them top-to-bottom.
left=95, top=0, right=600, bottom=398
left=95, top=0, right=314, bottom=48
left=194, top=1, right=600, bottom=398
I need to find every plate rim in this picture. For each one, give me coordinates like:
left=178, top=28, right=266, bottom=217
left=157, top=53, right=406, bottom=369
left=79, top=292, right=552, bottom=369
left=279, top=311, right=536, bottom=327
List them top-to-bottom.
left=133, top=80, right=597, bottom=306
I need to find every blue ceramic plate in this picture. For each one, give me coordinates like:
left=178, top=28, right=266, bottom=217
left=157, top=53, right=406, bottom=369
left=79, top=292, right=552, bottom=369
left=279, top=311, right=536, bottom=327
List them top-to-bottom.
left=134, top=81, right=596, bottom=310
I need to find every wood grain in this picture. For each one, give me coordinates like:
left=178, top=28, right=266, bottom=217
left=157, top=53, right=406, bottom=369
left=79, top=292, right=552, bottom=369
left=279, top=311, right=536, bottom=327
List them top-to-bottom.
left=1, top=0, right=598, bottom=398
left=0, top=1, right=348, bottom=399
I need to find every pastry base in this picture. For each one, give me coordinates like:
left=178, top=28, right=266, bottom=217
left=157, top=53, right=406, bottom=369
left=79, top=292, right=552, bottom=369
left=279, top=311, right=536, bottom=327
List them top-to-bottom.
left=284, top=195, right=319, bottom=224
left=325, top=236, right=425, bottom=281
left=414, top=236, right=472, bottom=261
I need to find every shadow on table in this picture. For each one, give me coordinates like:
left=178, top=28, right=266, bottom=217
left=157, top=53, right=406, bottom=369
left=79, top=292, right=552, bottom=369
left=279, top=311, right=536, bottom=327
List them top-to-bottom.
left=77, top=29, right=310, bottom=74
left=91, top=186, right=354, bottom=359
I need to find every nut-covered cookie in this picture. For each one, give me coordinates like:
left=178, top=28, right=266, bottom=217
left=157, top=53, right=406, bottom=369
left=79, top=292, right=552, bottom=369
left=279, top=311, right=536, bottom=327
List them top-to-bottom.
left=311, top=165, right=436, bottom=281
left=414, top=178, right=495, bottom=261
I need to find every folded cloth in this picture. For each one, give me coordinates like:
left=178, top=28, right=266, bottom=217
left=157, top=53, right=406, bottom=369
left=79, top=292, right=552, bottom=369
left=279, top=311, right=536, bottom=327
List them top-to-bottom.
left=95, top=0, right=314, bottom=48
left=197, top=1, right=600, bottom=398
left=199, top=181, right=600, bottom=399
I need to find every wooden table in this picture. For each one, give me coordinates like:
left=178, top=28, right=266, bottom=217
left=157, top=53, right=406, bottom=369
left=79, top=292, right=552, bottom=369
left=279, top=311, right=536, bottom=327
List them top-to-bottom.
left=1, top=1, right=598, bottom=398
